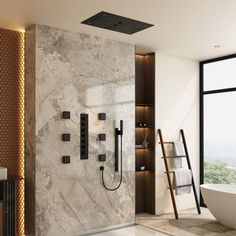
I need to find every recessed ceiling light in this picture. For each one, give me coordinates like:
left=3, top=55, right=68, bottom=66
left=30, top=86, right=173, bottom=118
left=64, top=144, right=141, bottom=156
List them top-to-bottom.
left=214, top=45, right=221, bottom=48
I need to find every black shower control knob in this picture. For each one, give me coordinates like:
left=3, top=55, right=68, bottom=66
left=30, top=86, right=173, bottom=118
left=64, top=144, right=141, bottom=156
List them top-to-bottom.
left=62, top=111, right=70, bottom=119
left=98, top=113, right=106, bottom=120
left=62, top=133, right=70, bottom=141
left=98, top=133, right=106, bottom=141
left=99, top=154, right=106, bottom=162
left=62, top=156, right=70, bottom=164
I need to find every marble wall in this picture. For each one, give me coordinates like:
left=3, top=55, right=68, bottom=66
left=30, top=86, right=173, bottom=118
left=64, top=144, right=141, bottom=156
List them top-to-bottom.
left=25, top=25, right=135, bottom=236
left=25, top=25, right=36, bottom=236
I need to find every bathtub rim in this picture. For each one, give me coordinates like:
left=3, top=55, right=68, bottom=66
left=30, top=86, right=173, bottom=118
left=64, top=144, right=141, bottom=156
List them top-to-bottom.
left=200, top=183, right=236, bottom=195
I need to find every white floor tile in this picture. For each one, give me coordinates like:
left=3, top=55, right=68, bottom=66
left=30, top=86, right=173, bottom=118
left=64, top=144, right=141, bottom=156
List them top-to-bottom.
left=92, top=225, right=168, bottom=236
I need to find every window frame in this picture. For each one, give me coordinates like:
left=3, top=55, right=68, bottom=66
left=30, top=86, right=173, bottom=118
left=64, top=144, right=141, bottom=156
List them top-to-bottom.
left=200, top=54, right=236, bottom=206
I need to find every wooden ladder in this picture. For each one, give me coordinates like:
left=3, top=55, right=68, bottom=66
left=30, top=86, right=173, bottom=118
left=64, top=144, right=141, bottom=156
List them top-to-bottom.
left=158, top=129, right=201, bottom=219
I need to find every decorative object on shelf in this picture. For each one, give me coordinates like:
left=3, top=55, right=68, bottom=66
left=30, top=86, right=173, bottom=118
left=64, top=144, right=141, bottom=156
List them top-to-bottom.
left=62, top=111, right=70, bottom=119
left=98, top=113, right=106, bottom=120
left=137, top=122, right=147, bottom=127
left=142, top=132, right=148, bottom=148
left=135, top=144, right=143, bottom=149
left=140, top=166, right=146, bottom=171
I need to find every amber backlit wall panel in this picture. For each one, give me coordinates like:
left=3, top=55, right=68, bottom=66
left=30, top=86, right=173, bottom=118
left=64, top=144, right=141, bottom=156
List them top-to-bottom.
left=0, top=28, right=25, bottom=235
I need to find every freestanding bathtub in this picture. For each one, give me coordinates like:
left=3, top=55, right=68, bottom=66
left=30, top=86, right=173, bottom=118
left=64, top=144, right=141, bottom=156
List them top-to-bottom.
left=200, top=184, right=236, bottom=229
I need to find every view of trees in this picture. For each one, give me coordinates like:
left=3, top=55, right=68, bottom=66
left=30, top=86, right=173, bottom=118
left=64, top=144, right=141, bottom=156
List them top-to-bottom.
left=204, top=161, right=236, bottom=184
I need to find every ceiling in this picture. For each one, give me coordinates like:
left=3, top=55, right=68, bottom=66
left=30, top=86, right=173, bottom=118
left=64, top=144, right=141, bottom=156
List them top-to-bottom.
left=0, top=0, right=236, bottom=61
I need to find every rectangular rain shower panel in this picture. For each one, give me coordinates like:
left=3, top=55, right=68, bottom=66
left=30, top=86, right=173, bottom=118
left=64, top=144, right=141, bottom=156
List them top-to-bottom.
left=81, top=11, right=154, bottom=35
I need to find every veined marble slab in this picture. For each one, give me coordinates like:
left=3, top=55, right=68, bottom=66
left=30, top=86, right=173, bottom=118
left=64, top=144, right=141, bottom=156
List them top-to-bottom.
left=26, top=24, right=135, bottom=236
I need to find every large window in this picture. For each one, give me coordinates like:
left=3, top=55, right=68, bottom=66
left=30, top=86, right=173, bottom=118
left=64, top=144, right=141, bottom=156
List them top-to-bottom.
left=200, top=55, right=236, bottom=196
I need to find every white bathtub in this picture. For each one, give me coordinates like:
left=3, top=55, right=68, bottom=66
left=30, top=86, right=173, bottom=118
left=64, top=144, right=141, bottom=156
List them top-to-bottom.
left=200, top=184, right=236, bottom=229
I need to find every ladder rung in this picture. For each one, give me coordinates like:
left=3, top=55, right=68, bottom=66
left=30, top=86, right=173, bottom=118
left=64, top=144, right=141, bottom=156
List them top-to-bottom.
left=162, top=155, right=186, bottom=159
left=164, top=169, right=191, bottom=174
left=168, top=184, right=193, bottom=190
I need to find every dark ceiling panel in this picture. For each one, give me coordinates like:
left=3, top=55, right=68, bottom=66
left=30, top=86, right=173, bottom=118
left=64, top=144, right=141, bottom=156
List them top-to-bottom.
left=81, top=11, right=154, bottom=35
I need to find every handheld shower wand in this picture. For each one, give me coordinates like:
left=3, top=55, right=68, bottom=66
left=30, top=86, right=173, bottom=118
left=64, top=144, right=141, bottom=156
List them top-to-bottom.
left=100, top=120, right=123, bottom=191
left=115, top=120, right=123, bottom=172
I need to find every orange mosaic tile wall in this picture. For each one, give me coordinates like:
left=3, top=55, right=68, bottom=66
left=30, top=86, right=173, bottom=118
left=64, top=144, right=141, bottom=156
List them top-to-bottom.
left=0, top=28, right=25, bottom=236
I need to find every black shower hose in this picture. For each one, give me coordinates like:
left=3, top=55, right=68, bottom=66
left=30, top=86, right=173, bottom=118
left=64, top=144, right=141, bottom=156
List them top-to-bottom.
left=100, top=135, right=123, bottom=191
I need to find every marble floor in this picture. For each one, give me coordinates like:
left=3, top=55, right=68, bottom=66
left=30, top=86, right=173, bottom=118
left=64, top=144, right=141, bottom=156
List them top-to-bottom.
left=92, top=208, right=236, bottom=236
left=136, top=208, right=236, bottom=236
left=92, top=225, right=169, bottom=236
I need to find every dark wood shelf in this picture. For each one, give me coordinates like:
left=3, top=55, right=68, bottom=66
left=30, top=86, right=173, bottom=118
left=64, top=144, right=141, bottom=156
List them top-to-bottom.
left=135, top=53, right=155, bottom=215
left=136, top=103, right=154, bottom=107
left=135, top=147, right=153, bottom=150
left=136, top=168, right=155, bottom=172
left=136, top=170, right=149, bottom=173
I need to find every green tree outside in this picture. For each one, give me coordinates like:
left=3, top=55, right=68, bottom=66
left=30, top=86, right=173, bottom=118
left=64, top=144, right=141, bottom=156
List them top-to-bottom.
left=204, top=161, right=236, bottom=184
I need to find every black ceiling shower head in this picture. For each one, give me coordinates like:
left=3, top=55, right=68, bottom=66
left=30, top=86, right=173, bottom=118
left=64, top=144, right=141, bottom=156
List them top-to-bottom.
left=81, top=11, right=154, bottom=35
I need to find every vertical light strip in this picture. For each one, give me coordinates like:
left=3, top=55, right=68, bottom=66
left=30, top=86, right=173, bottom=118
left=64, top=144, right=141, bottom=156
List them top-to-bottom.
left=0, top=28, right=25, bottom=236
left=17, top=31, right=25, bottom=236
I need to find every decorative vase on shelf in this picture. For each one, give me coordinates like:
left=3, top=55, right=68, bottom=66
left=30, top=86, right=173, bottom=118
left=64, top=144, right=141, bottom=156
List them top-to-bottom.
left=142, top=132, right=148, bottom=148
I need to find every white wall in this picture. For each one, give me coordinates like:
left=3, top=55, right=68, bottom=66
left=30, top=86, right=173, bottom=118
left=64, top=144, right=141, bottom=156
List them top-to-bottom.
left=155, top=53, right=199, bottom=214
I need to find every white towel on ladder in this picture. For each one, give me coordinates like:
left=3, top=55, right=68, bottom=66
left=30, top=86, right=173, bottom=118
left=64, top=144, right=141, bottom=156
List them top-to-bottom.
left=169, top=142, right=184, bottom=169
left=173, top=169, right=192, bottom=195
